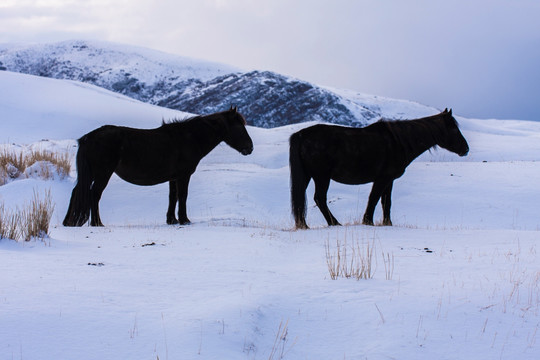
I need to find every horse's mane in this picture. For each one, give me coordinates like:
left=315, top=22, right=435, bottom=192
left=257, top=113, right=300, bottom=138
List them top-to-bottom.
left=161, top=109, right=246, bottom=127
left=378, top=112, right=456, bottom=153
left=161, top=115, right=202, bottom=126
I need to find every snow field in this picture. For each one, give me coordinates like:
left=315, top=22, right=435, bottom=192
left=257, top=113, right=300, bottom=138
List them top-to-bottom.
left=1, top=70, right=540, bottom=359
left=2, top=223, right=540, bottom=359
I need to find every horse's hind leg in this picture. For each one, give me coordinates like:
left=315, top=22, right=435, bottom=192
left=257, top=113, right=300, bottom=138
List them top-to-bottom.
left=89, top=170, right=114, bottom=226
left=175, top=174, right=192, bottom=225
left=292, top=176, right=311, bottom=230
left=314, top=177, right=341, bottom=226
left=166, top=180, right=179, bottom=225
left=381, top=181, right=394, bottom=226
left=63, top=183, right=90, bottom=226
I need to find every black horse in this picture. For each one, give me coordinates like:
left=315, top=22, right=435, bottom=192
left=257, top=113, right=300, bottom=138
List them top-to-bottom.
left=63, top=107, right=253, bottom=227
left=289, top=109, right=469, bottom=229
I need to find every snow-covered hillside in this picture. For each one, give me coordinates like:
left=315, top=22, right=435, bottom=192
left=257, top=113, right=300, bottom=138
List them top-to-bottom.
left=0, top=40, right=437, bottom=127
left=0, top=40, right=238, bottom=85
left=0, top=70, right=189, bottom=143
left=2, top=71, right=540, bottom=359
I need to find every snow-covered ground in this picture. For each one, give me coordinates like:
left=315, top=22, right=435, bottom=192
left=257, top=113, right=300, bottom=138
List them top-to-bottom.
left=2, top=70, right=540, bottom=359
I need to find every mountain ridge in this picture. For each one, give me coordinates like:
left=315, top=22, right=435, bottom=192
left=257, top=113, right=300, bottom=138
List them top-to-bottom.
left=0, top=40, right=437, bottom=127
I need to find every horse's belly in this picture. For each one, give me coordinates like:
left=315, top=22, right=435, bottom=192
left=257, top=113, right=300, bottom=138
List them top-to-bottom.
left=330, top=155, right=397, bottom=185
left=114, top=165, right=170, bottom=186
left=332, top=173, right=373, bottom=185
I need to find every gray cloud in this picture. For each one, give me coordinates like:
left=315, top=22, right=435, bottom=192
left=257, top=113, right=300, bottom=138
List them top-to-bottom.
left=0, top=0, right=538, bottom=120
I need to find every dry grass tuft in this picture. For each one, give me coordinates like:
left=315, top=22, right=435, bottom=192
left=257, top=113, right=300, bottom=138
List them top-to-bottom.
left=0, top=148, right=71, bottom=184
left=0, top=189, right=55, bottom=242
left=20, top=189, right=55, bottom=241
left=0, top=203, right=21, bottom=240
left=325, top=230, right=375, bottom=280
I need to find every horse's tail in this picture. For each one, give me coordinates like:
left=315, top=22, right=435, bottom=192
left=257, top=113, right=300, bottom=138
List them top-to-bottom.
left=289, top=131, right=310, bottom=229
left=63, top=136, right=92, bottom=227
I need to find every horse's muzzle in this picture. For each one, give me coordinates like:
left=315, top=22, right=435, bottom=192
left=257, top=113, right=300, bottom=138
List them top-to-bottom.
left=241, top=147, right=253, bottom=156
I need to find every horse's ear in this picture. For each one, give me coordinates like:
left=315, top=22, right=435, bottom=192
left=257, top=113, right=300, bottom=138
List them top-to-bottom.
left=230, top=105, right=238, bottom=113
left=443, top=108, right=448, bottom=113
left=449, top=108, right=452, bottom=115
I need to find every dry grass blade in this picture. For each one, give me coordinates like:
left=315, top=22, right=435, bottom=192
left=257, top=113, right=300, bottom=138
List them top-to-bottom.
left=0, top=167, right=7, bottom=186
left=325, top=237, right=341, bottom=280
left=382, top=251, right=395, bottom=280
left=268, top=319, right=297, bottom=360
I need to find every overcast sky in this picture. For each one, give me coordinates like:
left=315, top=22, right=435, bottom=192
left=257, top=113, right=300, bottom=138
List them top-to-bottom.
left=1, top=0, right=539, bottom=120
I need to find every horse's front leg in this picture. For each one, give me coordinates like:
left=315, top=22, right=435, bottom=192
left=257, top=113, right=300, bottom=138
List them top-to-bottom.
left=175, top=175, right=192, bottom=225
left=362, top=179, right=391, bottom=226
left=166, top=180, right=179, bottom=225
left=380, top=181, right=394, bottom=226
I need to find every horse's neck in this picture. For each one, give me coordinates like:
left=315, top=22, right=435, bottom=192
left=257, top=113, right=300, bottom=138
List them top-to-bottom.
left=189, top=116, right=226, bottom=157
left=401, top=118, right=441, bottom=164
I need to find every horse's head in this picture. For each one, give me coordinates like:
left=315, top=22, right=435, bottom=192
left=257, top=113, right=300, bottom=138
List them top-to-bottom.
left=222, top=106, right=254, bottom=156
left=437, top=108, right=469, bottom=157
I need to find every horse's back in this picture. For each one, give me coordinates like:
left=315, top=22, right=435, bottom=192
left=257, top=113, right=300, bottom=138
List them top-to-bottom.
left=77, top=123, right=199, bottom=186
left=292, top=123, right=396, bottom=184
left=291, top=124, right=356, bottom=176
left=294, top=124, right=374, bottom=159
left=294, top=124, right=351, bottom=151
left=78, top=125, right=125, bottom=160
left=79, top=125, right=130, bottom=149
left=80, top=125, right=170, bottom=154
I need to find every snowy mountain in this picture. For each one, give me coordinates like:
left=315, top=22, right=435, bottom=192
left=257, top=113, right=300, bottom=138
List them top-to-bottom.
left=0, top=40, right=436, bottom=127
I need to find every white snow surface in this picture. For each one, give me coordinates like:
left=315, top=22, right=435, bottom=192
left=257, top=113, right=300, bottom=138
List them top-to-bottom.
left=2, top=71, right=540, bottom=360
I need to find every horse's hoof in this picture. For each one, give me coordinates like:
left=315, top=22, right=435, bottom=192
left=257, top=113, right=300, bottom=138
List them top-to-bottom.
left=167, top=218, right=179, bottom=225
left=362, top=219, right=374, bottom=226
left=179, top=220, right=191, bottom=225
left=382, top=220, right=393, bottom=226
left=295, top=222, right=309, bottom=230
